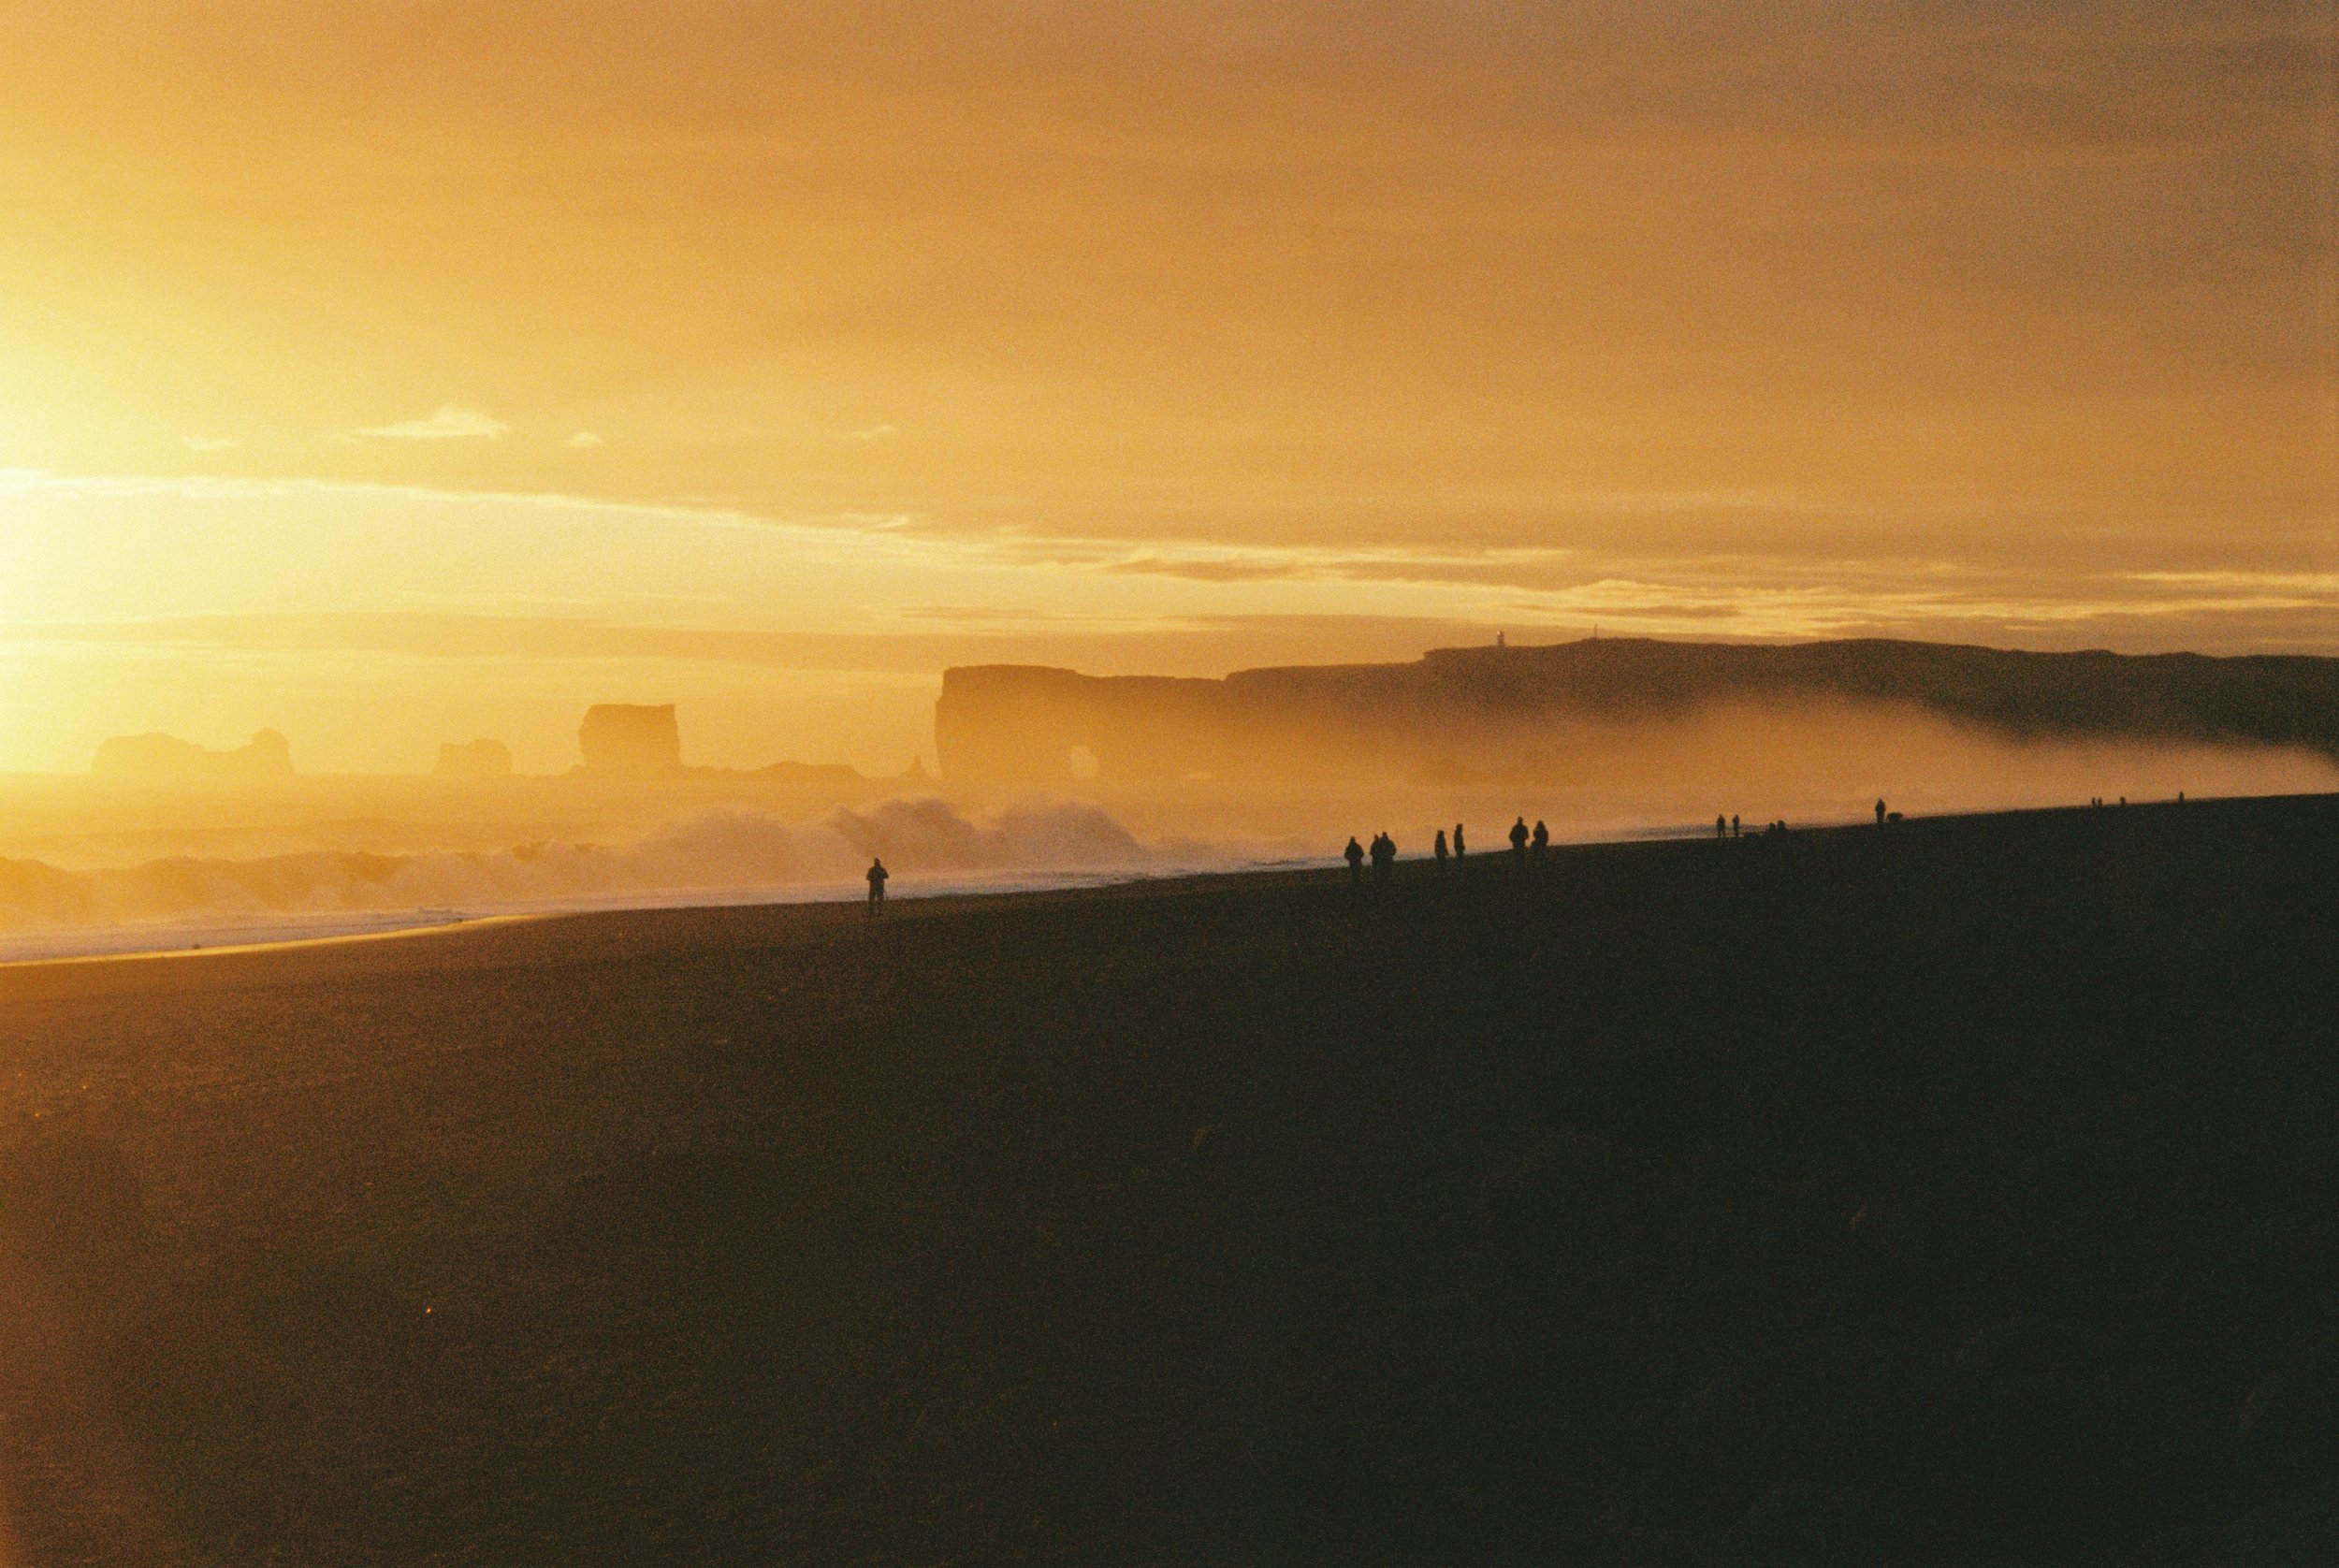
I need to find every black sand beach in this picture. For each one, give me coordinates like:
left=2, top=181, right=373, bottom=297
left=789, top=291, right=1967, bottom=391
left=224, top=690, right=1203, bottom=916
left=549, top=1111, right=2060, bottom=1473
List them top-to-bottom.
left=2, top=794, right=2335, bottom=1563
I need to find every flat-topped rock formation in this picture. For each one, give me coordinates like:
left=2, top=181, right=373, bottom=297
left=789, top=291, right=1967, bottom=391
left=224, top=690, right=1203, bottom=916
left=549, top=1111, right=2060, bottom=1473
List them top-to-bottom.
left=936, top=638, right=2339, bottom=785
left=565, top=704, right=876, bottom=791
left=577, top=704, right=683, bottom=774
left=92, top=728, right=296, bottom=781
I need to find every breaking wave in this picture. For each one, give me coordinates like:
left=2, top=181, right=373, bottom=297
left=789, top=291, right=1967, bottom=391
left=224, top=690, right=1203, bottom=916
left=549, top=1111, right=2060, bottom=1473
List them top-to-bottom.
left=0, top=798, right=1171, bottom=943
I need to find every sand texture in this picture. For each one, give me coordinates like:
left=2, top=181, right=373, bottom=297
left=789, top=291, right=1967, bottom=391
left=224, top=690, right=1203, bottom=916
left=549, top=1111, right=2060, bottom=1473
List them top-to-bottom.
left=0, top=794, right=2334, bottom=1563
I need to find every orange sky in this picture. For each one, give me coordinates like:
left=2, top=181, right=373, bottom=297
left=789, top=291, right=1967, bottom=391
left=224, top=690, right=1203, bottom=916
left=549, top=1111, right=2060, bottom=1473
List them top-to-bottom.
left=1, top=2, right=2333, bottom=772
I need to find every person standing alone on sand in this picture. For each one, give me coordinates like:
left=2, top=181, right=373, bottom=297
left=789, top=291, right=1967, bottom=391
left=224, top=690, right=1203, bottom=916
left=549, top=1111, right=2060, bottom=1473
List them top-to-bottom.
left=1876, top=799, right=1887, bottom=827
left=1717, top=814, right=1728, bottom=839
left=1453, top=823, right=1466, bottom=859
left=1433, top=829, right=1448, bottom=870
left=1344, top=835, right=1366, bottom=884
left=865, top=857, right=889, bottom=913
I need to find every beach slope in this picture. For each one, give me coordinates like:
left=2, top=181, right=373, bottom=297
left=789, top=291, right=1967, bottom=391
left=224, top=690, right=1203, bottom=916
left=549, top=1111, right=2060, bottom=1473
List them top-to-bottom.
left=0, top=794, right=2334, bottom=1562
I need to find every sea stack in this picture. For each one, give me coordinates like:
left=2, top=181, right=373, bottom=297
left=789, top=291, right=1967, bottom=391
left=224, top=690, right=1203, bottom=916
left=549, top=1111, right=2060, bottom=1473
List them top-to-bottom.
left=578, top=704, right=682, bottom=774
left=93, top=728, right=297, bottom=780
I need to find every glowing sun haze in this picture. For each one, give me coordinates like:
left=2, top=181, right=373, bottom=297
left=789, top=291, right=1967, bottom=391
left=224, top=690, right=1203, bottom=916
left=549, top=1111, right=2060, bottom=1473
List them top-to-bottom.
left=0, top=1, right=2332, bottom=772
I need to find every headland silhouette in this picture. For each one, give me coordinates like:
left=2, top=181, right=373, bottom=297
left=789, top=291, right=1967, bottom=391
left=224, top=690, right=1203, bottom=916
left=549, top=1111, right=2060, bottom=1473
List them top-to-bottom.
left=935, top=636, right=2339, bottom=786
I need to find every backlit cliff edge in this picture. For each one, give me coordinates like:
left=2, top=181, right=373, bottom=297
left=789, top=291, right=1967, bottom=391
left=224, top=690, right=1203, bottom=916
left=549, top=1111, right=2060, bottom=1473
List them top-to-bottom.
left=936, top=638, right=2339, bottom=787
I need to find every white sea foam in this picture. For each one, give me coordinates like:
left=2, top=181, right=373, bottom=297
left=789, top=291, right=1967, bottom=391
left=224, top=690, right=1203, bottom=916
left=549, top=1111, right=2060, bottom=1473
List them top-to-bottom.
left=0, top=797, right=1288, bottom=963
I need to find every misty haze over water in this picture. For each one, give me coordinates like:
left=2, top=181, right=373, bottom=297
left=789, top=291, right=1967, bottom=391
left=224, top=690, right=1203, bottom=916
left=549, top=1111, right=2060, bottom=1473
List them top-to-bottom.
left=3, top=701, right=2332, bottom=960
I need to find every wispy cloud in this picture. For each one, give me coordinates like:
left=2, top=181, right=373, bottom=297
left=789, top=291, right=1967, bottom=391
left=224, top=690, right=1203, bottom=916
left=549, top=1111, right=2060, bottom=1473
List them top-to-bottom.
left=354, top=405, right=509, bottom=442
left=841, top=424, right=897, bottom=443
left=565, top=430, right=604, bottom=448
left=180, top=435, right=238, bottom=452
left=10, top=472, right=2336, bottom=661
left=2124, top=571, right=2339, bottom=597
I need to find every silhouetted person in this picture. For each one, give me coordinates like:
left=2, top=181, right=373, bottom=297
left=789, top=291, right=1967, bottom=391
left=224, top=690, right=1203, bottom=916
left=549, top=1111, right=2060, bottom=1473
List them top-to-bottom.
left=1875, top=799, right=1887, bottom=827
left=1717, top=814, right=1728, bottom=839
left=1730, top=814, right=1740, bottom=839
left=1509, top=817, right=1530, bottom=861
left=1531, top=819, right=1548, bottom=859
left=1453, top=823, right=1466, bottom=859
left=1433, top=829, right=1448, bottom=869
left=1371, top=832, right=1396, bottom=884
left=1344, top=835, right=1365, bottom=884
left=865, top=857, right=888, bottom=913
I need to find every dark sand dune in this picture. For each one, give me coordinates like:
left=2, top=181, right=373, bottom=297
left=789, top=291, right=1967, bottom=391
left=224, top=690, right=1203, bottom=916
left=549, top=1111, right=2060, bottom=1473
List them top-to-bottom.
left=1, top=795, right=2336, bottom=1563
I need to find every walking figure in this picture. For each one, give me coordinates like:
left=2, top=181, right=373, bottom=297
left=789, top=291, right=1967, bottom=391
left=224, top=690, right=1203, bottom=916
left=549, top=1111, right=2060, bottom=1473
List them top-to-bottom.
left=1875, top=799, right=1887, bottom=827
left=1717, top=814, right=1728, bottom=839
left=1730, top=815, right=1740, bottom=839
left=1509, top=817, right=1530, bottom=862
left=1531, top=820, right=1548, bottom=860
left=1453, top=823, right=1466, bottom=859
left=1433, top=829, right=1448, bottom=870
left=1370, top=832, right=1397, bottom=885
left=1344, top=835, right=1366, bottom=884
left=865, top=857, right=889, bottom=913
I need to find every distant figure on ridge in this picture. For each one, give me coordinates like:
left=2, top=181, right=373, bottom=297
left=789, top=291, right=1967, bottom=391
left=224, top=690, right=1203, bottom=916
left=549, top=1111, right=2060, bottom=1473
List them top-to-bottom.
left=1875, top=799, right=1887, bottom=827
left=1717, top=814, right=1728, bottom=839
left=1730, top=815, right=1740, bottom=839
left=1509, top=817, right=1530, bottom=861
left=1531, top=820, right=1548, bottom=860
left=1453, top=823, right=1466, bottom=859
left=1433, top=829, right=1448, bottom=869
left=1371, top=832, right=1397, bottom=884
left=1344, top=835, right=1366, bottom=884
left=865, top=857, right=889, bottom=913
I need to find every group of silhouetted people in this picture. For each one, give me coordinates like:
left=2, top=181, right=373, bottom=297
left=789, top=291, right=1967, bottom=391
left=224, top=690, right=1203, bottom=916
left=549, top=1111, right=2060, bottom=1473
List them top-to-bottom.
left=864, top=781, right=2205, bottom=918
left=861, top=783, right=2211, bottom=915
left=865, top=786, right=2227, bottom=922
left=1347, top=814, right=1562, bottom=885
left=1429, top=821, right=1483, bottom=869
left=1344, top=833, right=1402, bottom=884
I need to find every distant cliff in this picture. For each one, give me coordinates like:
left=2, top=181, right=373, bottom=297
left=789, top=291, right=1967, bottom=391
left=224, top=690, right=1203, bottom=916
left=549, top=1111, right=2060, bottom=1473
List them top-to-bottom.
left=935, top=639, right=2339, bottom=785
left=93, top=729, right=296, bottom=781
